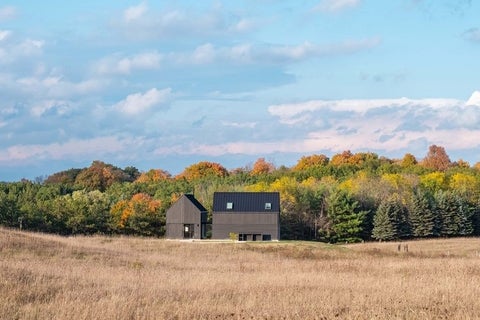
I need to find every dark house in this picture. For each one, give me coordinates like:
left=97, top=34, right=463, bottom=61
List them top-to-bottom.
left=212, top=192, right=280, bottom=241
left=166, top=194, right=208, bottom=239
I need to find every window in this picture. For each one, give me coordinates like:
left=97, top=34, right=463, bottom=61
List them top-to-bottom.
left=226, top=202, right=233, bottom=210
left=265, top=202, right=272, bottom=210
left=183, top=224, right=194, bottom=239
left=239, top=234, right=247, bottom=241
left=262, top=234, right=272, bottom=241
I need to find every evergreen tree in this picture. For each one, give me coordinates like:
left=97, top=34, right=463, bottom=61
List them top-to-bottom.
left=409, top=188, right=435, bottom=237
left=327, top=190, right=367, bottom=243
left=434, top=190, right=454, bottom=236
left=434, top=191, right=473, bottom=237
left=456, top=195, right=474, bottom=236
left=372, top=196, right=410, bottom=241
left=472, top=200, right=480, bottom=236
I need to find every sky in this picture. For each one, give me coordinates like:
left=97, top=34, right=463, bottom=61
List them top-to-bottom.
left=1, top=0, right=480, bottom=181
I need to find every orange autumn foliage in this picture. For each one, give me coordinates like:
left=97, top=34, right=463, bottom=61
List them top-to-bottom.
left=251, top=158, right=275, bottom=175
left=176, top=161, right=228, bottom=180
left=135, top=169, right=171, bottom=183
left=111, top=193, right=162, bottom=228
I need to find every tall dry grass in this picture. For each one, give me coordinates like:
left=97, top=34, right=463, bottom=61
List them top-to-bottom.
left=1, top=228, right=480, bottom=319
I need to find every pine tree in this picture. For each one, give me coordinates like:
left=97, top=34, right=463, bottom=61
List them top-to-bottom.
left=409, top=189, right=435, bottom=237
left=327, top=190, right=367, bottom=243
left=435, top=190, right=456, bottom=236
left=455, top=195, right=474, bottom=236
left=372, top=197, right=410, bottom=241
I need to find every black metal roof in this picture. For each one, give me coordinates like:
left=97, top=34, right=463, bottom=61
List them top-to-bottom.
left=213, top=192, right=280, bottom=212
left=184, top=194, right=208, bottom=212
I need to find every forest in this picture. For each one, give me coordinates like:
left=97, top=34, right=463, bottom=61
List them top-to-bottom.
left=1, top=145, right=480, bottom=243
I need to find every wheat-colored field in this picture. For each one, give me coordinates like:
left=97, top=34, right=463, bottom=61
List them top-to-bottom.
left=1, top=229, right=480, bottom=320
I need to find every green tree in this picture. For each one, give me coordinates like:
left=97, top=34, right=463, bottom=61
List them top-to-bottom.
left=400, top=153, right=418, bottom=167
left=408, top=188, right=435, bottom=237
left=326, top=189, right=367, bottom=243
left=65, top=190, right=111, bottom=234
left=0, top=191, right=20, bottom=228
left=434, top=191, right=473, bottom=237
left=372, top=197, right=410, bottom=241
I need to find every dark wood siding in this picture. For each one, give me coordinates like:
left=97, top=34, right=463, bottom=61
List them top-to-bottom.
left=212, top=192, right=281, bottom=240
left=166, top=194, right=208, bottom=239
left=212, top=212, right=279, bottom=240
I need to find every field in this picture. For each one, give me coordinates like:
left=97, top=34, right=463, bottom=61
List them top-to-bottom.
left=2, top=229, right=480, bottom=319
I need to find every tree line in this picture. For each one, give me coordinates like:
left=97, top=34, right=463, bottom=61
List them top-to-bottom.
left=1, top=145, right=480, bottom=242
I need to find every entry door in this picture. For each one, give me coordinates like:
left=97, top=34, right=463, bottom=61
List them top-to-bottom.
left=183, top=224, right=194, bottom=239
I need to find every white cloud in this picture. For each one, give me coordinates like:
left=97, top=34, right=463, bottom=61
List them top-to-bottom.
left=313, top=0, right=361, bottom=13
left=124, top=2, right=148, bottom=22
left=117, top=4, right=256, bottom=40
left=0, top=6, right=16, bottom=21
left=230, top=18, right=257, bottom=33
left=463, top=28, right=480, bottom=43
left=0, top=30, right=11, bottom=41
left=0, top=36, right=45, bottom=65
left=170, top=38, right=380, bottom=66
left=18, top=39, right=44, bottom=54
left=191, top=43, right=216, bottom=64
left=94, top=52, right=162, bottom=75
left=16, top=75, right=106, bottom=100
left=114, top=88, right=172, bottom=115
left=466, top=91, right=480, bottom=106
left=154, top=93, right=480, bottom=161
left=268, top=97, right=461, bottom=124
left=30, top=99, right=71, bottom=117
left=221, top=121, right=257, bottom=129
left=154, top=126, right=480, bottom=158
left=0, top=136, right=132, bottom=161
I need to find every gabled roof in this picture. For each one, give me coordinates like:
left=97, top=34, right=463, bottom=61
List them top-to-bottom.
left=213, top=192, right=280, bottom=212
left=184, top=194, right=208, bottom=212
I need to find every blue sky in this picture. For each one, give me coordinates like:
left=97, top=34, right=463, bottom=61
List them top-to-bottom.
left=1, top=0, right=480, bottom=181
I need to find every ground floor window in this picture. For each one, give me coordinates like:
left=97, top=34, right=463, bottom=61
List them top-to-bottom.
left=183, top=224, right=194, bottom=239
left=237, top=233, right=272, bottom=241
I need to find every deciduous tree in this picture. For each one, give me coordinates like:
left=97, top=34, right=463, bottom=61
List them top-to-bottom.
left=421, top=145, right=451, bottom=171
left=400, top=153, right=417, bottom=167
left=293, top=154, right=329, bottom=171
left=250, top=158, right=275, bottom=175
left=75, top=161, right=130, bottom=191
left=177, top=161, right=228, bottom=180
left=135, top=169, right=171, bottom=183
left=110, top=193, right=165, bottom=236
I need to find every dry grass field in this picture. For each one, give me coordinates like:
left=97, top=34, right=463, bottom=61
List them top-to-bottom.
left=2, top=229, right=480, bottom=320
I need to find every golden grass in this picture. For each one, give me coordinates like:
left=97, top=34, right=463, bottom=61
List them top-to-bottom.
left=2, top=229, right=480, bottom=319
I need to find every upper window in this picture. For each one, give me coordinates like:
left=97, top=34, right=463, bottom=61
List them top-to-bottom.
left=226, top=202, right=233, bottom=210
left=265, top=202, right=272, bottom=210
